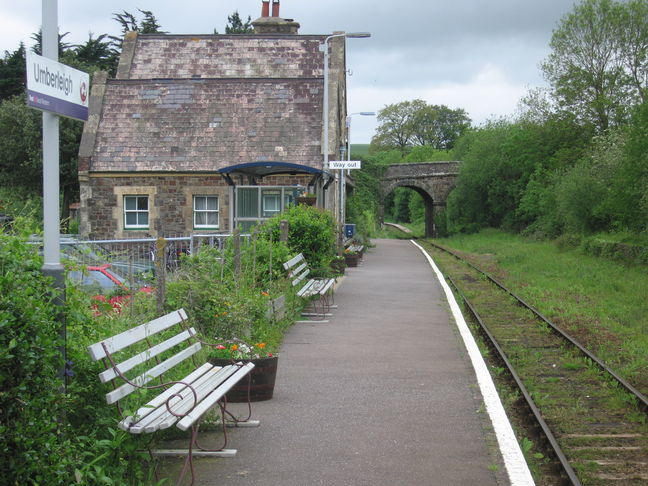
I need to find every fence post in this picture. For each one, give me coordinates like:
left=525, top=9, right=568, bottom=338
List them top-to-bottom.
left=280, top=220, right=289, bottom=243
left=233, top=228, right=241, bottom=277
left=155, top=237, right=166, bottom=314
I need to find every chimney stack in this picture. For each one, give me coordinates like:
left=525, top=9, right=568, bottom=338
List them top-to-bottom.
left=253, top=0, right=300, bottom=34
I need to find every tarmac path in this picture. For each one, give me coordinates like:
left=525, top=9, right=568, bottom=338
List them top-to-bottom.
left=168, top=239, right=519, bottom=485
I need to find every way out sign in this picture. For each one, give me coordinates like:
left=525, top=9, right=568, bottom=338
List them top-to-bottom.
left=26, top=52, right=89, bottom=121
left=329, top=160, right=362, bottom=170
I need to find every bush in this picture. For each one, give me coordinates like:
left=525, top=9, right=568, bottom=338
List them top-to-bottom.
left=261, top=205, right=337, bottom=274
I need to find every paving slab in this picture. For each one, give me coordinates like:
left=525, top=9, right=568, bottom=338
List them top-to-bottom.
left=163, top=239, right=513, bottom=485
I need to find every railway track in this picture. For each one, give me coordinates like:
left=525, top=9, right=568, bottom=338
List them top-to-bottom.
left=411, top=237, right=648, bottom=485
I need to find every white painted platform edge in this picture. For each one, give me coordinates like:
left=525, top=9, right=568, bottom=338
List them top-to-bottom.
left=411, top=240, right=536, bottom=486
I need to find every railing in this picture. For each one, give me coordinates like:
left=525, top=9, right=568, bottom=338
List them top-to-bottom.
left=32, top=233, right=251, bottom=280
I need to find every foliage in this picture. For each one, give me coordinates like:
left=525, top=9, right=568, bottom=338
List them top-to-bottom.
left=541, top=0, right=647, bottom=131
left=223, top=11, right=254, bottom=34
left=0, top=44, right=26, bottom=101
left=0, top=95, right=84, bottom=218
left=370, top=99, right=470, bottom=153
left=604, top=99, right=648, bottom=232
left=261, top=205, right=337, bottom=273
left=0, top=226, right=154, bottom=485
left=437, top=229, right=648, bottom=390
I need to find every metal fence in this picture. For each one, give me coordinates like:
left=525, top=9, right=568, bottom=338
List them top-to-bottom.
left=51, top=233, right=251, bottom=281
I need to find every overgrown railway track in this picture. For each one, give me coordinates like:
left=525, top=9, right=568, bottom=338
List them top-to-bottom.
left=413, top=237, right=648, bottom=485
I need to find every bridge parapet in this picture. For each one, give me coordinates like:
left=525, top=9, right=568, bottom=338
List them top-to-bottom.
left=380, top=161, right=460, bottom=237
left=382, top=161, right=460, bottom=180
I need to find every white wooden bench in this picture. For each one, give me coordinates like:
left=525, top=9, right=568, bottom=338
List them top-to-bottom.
left=283, top=253, right=336, bottom=319
left=87, top=308, right=259, bottom=485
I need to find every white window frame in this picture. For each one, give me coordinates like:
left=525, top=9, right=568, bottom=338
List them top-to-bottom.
left=234, top=185, right=304, bottom=230
left=123, top=195, right=149, bottom=229
left=193, top=195, right=219, bottom=229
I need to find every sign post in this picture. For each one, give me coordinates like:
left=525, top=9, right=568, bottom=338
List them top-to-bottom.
left=27, top=0, right=89, bottom=390
left=329, top=160, right=362, bottom=230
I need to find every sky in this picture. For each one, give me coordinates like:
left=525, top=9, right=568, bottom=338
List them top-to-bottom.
left=0, top=0, right=577, bottom=143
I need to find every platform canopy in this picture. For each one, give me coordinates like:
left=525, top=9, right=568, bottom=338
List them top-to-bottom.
left=217, top=161, right=330, bottom=178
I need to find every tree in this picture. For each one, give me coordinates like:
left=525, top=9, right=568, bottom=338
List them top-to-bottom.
left=541, top=0, right=647, bottom=131
left=617, top=0, right=648, bottom=103
left=109, top=9, right=165, bottom=49
left=225, top=11, right=254, bottom=34
left=74, top=33, right=119, bottom=76
left=0, top=44, right=26, bottom=101
left=0, top=96, right=83, bottom=217
left=370, top=99, right=470, bottom=153
left=411, top=103, right=471, bottom=150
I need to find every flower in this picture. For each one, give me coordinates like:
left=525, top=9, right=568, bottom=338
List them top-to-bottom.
left=210, top=338, right=276, bottom=360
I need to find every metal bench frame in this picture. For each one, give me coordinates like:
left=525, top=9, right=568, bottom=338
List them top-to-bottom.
left=283, top=253, right=336, bottom=320
left=87, top=308, right=259, bottom=486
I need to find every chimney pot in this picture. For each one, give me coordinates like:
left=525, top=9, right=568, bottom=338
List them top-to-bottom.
left=262, top=0, right=270, bottom=17
left=272, top=0, right=280, bottom=17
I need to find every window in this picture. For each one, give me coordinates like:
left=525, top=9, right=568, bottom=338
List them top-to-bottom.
left=234, top=186, right=304, bottom=230
left=262, top=190, right=281, bottom=218
left=124, top=195, right=149, bottom=229
left=193, top=195, right=219, bottom=229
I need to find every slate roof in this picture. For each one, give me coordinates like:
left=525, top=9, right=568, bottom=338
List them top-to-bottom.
left=85, top=33, right=333, bottom=173
left=126, top=34, right=325, bottom=80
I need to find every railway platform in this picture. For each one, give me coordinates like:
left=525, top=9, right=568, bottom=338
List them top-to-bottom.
left=164, top=239, right=534, bottom=485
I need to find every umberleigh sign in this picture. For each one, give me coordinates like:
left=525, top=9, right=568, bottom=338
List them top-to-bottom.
left=26, top=52, right=89, bottom=121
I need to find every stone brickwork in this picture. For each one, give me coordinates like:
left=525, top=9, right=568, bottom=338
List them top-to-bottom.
left=78, top=24, right=349, bottom=239
left=381, top=162, right=460, bottom=237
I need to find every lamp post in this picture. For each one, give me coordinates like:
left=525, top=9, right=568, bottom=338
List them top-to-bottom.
left=320, top=32, right=371, bottom=172
left=341, top=111, right=375, bottom=225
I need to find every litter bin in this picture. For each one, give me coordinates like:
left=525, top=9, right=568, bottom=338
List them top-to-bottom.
left=344, top=224, right=355, bottom=238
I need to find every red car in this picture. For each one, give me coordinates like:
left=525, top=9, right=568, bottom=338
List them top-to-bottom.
left=68, top=264, right=153, bottom=312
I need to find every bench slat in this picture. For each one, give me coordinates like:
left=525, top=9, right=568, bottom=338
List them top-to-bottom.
left=283, top=253, right=305, bottom=270
left=288, top=261, right=309, bottom=280
left=291, top=267, right=310, bottom=287
left=299, top=278, right=335, bottom=297
left=88, top=309, right=188, bottom=360
left=99, top=328, right=195, bottom=384
left=106, top=341, right=201, bottom=405
left=120, top=362, right=215, bottom=431
left=177, top=362, right=255, bottom=431
left=124, top=364, right=239, bottom=433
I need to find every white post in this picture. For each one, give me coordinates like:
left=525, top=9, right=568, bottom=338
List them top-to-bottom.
left=41, top=0, right=67, bottom=390
left=42, top=0, right=62, bottom=273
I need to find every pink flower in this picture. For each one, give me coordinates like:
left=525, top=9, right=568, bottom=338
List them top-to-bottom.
left=216, top=345, right=226, bottom=350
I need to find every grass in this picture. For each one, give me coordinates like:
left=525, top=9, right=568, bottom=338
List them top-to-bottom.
left=350, top=144, right=370, bottom=156
left=432, top=228, right=648, bottom=393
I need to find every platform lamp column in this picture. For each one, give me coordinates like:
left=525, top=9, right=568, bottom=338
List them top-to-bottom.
left=319, top=31, right=370, bottom=220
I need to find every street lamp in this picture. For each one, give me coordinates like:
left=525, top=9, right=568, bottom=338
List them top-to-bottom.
left=319, top=32, right=371, bottom=171
left=341, top=111, right=375, bottom=225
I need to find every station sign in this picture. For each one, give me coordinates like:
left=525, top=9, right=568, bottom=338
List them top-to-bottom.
left=26, top=52, right=89, bottom=121
left=329, top=160, right=362, bottom=170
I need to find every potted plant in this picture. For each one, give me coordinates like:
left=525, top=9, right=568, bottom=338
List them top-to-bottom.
left=344, top=248, right=359, bottom=267
left=330, top=255, right=346, bottom=275
left=210, top=339, right=279, bottom=402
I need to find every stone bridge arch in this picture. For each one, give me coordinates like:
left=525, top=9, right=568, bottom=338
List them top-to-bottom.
left=380, top=162, right=460, bottom=237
